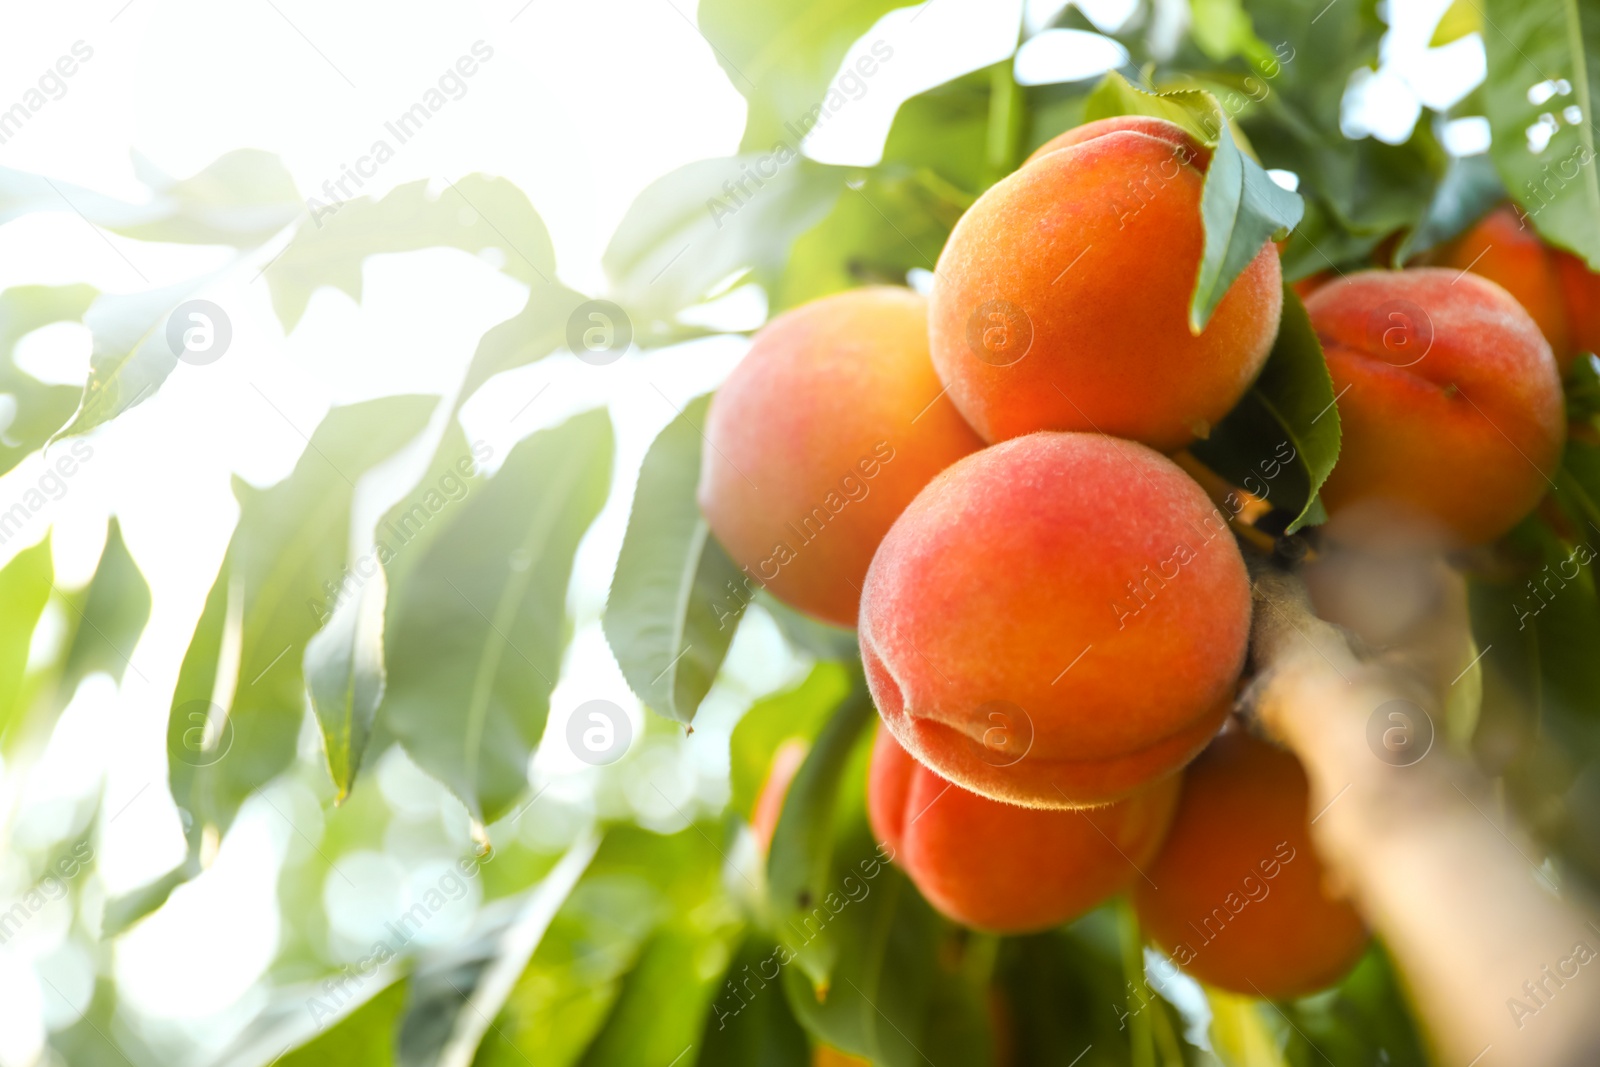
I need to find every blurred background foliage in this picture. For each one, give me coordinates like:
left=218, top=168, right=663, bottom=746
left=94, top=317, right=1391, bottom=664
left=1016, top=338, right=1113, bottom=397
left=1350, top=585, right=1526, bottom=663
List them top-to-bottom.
left=0, top=0, right=1595, bottom=1063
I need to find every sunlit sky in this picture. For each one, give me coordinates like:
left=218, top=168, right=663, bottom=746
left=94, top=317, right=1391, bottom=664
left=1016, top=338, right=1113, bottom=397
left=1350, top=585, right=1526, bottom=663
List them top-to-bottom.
left=0, top=0, right=1472, bottom=1059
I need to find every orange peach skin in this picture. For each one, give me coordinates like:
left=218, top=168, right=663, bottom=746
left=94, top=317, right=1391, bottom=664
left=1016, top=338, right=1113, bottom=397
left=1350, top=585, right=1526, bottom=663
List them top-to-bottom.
left=928, top=117, right=1282, bottom=450
left=1442, top=205, right=1574, bottom=372
left=1306, top=268, right=1565, bottom=547
left=700, top=287, right=984, bottom=627
left=858, top=432, right=1249, bottom=808
left=869, top=727, right=1179, bottom=933
left=1135, top=731, right=1369, bottom=998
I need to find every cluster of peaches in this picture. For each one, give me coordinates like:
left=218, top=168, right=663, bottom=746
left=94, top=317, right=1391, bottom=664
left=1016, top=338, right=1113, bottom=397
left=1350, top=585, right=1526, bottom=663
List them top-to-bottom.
left=699, top=115, right=1576, bottom=999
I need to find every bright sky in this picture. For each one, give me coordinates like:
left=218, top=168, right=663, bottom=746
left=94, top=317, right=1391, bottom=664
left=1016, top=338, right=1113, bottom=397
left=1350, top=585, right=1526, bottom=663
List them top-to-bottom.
left=0, top=0, right=1476, bottom=1060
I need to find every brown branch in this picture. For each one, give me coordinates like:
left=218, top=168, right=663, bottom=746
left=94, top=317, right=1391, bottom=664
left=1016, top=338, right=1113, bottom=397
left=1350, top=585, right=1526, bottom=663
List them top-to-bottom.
left=1242, top=558, right=1600, bottom=1067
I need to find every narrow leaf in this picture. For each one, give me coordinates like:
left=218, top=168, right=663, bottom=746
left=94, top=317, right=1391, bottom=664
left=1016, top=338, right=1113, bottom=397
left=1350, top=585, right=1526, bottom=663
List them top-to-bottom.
left=1193, top=123, right=1303, bottom=332
left=265, top=175, right=560, bottom=333
left=1190, top=287, right=1340, bottom=532
left=604, top=394, right=745, bottom=725
left=381, top=410, right=614, bottom=823
left=0, top=538, right=54, bottom=740
left=304, top=567, right=387, bottom=802
left=766, top=675, right=875, bottom=988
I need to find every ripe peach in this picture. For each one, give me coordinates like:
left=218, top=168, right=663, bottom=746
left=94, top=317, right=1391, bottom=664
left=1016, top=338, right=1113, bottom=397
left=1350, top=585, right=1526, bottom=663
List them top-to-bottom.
left=1026, top=115, right=1205, bottom=166
left=928, top=117, right=1282, bottom=450
left=1441, top=206, right=1572, bottom=370
left=1556, top=249, right=1600, bottom=360
left=1305, top=268, right=1565, bottom=547
left=700, top=287, right=984, bottom=627
left=858, top=432, right=1250, bottom=809
left=869, top=727, right=1179, bottom=933
left=1134, top=731, right=1369, bottom=998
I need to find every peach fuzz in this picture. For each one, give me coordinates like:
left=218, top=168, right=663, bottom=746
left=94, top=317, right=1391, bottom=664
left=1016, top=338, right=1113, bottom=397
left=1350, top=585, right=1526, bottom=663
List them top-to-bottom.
left=928, top=117, right=1282, bottom=451
left=1441, top=205, right=1574, bottom=371
left=1305, top=268, right=1565, bottom=547
left=699, top=287, right=984, bottom=627
left=858, top=432, right=1250, bottom=809
left=868, top=727, right=1179, bottom=933
left=1135, top=731, right=1369, bottom=998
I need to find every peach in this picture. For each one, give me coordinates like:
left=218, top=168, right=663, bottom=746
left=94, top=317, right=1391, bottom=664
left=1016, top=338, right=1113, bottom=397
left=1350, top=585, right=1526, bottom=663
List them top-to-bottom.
left=1026, top=115, right=1206, bottom=166
left=928, top=117, right=1282, bottom=450
left=1441, top=206, right=1573, bottom=370
left=1556, top=249, right=1600, bottom=360
left=1306, top=268, right=1565, bottom=547
left=699, top=287, right=984, bottom=627
left=858, top=432, right=1250, bottom=808
left=869, top=727, right=1179, bottom=932
left=1134, top=731, right=1369, bottom=998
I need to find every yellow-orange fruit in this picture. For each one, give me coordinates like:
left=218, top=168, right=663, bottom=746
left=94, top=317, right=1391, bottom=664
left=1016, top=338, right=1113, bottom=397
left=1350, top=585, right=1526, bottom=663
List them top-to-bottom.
left=929, top=117, right=1282, bottom=450
left=1442, top=206, right=1574, bottom=371
left=1306, top=268, right=1565, bottom=547
left=699, top=287, right=984, bottom=627
left=859, top=432, right=1248, bottom=809
left=869, top=727, right=1179, bottom=933
left=1135, top=731, right=1369, bottom=998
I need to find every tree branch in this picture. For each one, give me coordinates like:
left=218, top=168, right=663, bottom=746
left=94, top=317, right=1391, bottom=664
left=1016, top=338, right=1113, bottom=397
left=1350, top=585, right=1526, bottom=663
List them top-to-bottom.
left=1242, top=558, right=1600, bottom=1067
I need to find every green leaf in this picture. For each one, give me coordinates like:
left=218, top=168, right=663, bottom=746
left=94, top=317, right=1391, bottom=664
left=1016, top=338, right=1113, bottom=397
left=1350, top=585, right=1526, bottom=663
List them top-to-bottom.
left=697, top=0, right=924, bottom=151
left=1190, top=0, right=1276, bottom=67
left=1431, top=0, right=1482, bottom=46
left=1482, top=0, right=1600, bottom=267
left=1083, top=72, right=1222, bottom=145
left=1083, top=73, right=1302, bottom=331
left=1193, top=121, right=1304, bottom=331
left=0, top=149, right=299, bottom=245
left=117, top=149, right=302, bottom=246
left=1394, top=152, right=1505, bottom=264
left=603, top=157, right=845, bottom=327
left=775, top=168, right=963, bottom=310
left=265, top=175, right=560, bottom=333
left=55, top=273, right=219, bottom=440
left=457, top=282, right=589, bottom=406
left=0, top=284, right=97, bottom=477
left=1190, top=287, right=1340, bottom=532
left=604, top=394, right=745, bottom=726
left=165, top=396, right=435, bottom=849
left=380, top=410, right=613, bottom=823
left=59, top=517, right=150, bottom=688
left=0, top=538, right=53, bottom=740
left=304, top=567, right=386, bottom=802
left=758, top=593, right=860, bottom=662
left=729, top=661, right=853, bottom=819
left=766, top=674, right=875, bottom=987
left=474, top=826, right=730, bottom=1067
left=394, top=834, right=599, bottom=1067
left=101, top=861, right=197, bottom=938
left=781, top=862, right=991, bottom=1067
left=995, top=915, right=1154, bottom=1064
left=697, top=937, right=811, bottom=1067
left=1282, top=945, right=1429, bottom=1067
left=278, top=981, right=408, bottom=1067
